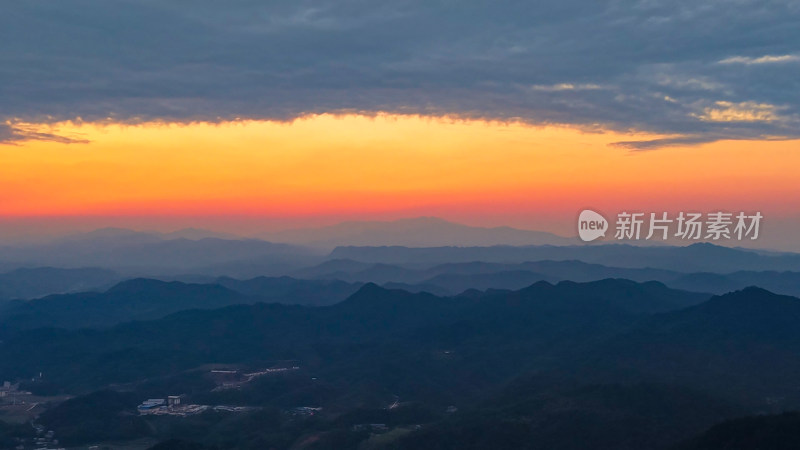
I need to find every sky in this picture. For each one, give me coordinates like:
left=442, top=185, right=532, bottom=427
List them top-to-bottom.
left=1, top=1, right=799, bottom=245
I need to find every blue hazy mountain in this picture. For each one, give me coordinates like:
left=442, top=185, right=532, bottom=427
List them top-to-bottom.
left=259, top=217, right=575, bottom=248
left=0, top=232, right=322, bottom=276
left=329, top=242, right=800, bottom=273
left=295, top=258, right=800, bottom=297
left=0, top=267, right=120, bottom=300
left=0, top=276, right=363, bottom=331
left=0, top=279, right=708, bottom=391
left=0, top=279, right=249, bottom=331
left=4, top=282, right=800, bottom=449
left=583, top=287, right=800, bottom=407
left=677, top=412, right=800, bottom=450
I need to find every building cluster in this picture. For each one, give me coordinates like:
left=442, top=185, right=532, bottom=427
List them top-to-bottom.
left=209, top=366, right=300, bottom=391
left=0, top=380, right=15, bottom=398
left=0, top=381, right=35, bottom=408
left=137, top=395, right=259, bottom=416
left=137, top=395, right=192, bottom=415
left=212, top=405, right=259, bottom=413
left=289, top=406, right=322, bottom=416
left=22, top=423, right=64, bottom=450
left=352, top=423, right=388, bottom=433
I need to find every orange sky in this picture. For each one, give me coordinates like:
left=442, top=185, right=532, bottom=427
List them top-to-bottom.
left=2, top=114, right=799, bottom=236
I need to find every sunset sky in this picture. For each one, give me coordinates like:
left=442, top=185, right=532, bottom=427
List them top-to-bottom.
left=1, top=1, right=799, bottom=245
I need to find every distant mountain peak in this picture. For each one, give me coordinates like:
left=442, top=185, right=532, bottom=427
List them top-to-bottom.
left=260, top=217, right=574, bottom=248
left=82, top=227, right=157, bottom=238
left=161, top=228, right=240, bottom=240
left=104, top=278, right=235, bottom=296
left=105, top=278, right=173, bottom=293
left=519, top=280, right=556, bottom=291
left=338, top=282, right=441, bottom=310
left=349, top=282, right=390, bottom=297
left=738, top=285, right=776, bottom=295
left=687, top=286, right=800, bottom=321
left=713, top=286, right=783, bottom=301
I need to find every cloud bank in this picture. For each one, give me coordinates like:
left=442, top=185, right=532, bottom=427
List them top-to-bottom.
left=1, top=0, right=798, bottom=148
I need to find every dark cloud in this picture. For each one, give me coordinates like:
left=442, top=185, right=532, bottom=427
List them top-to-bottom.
left=1, top=0, right=798, bottom=148
left=0, top=123, right=89, bottom=145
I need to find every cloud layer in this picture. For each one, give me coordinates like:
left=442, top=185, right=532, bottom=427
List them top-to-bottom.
left=1, top=0, right=798, bottom=148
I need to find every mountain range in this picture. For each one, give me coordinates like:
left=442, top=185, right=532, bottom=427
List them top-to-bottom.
left=258, top=217, right=575, bottom=248
left=2, top=221, right=800, bottom=449
left=0, top=232, right=320, bottom=276
left=330, top=242, right=800, bottom=272
left=0, top=277, right=363, bottom=332
left=2, top=280, right=800, bottom=449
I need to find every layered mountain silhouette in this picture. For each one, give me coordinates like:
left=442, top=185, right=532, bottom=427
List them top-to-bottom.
left=259, top=217, right=575, bottom=248
left=0, top=235, right=320, bottom=275
left=330, top=242, right=800, bottom=272
left=295, top=258, right=800, bottom=297
left=0, top=267, right=120, bottom=300
left=0, top=277, right=362, bottom=332
left=0, top=279, right=248, bottom=331
left=0, top=280, right=708, bottom=392
left=3, top=280, right=800, bottom=449
left=583, top=287, right=800, bottom=406
left=395, top=381, right=742, bottom=450
left=677, top=412, right=800, bottom=450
